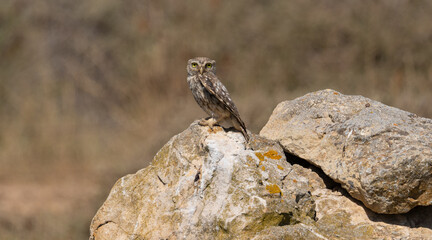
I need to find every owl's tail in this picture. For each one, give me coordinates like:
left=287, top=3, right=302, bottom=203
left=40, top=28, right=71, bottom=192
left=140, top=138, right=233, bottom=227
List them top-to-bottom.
left=232, top=116, right=250, bottom=143
left=241, top=128, right=250, bottom=143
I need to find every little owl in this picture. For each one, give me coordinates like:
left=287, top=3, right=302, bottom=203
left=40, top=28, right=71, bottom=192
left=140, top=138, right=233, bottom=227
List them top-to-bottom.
left=186, top=57, right=249, bottom=142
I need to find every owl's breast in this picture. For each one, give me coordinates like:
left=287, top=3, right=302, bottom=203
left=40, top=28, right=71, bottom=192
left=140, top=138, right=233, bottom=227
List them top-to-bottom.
left=187, top=75, right=225, bottom=118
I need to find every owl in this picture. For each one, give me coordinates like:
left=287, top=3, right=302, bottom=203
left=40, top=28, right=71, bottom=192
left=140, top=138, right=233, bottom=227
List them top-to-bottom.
left=187, top=57, right=249, bottom=142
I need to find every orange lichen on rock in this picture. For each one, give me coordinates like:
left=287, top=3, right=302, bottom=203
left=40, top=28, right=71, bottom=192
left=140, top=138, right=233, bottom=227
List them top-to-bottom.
left=264, top=150, right=282, bottom=160
left=255, top=152, right=265, bottom=162
left=277, top=165, right=284, bottom=170
left=261, top=166, right=265, bottom=171
left=266, top=184, right=282, bottom=195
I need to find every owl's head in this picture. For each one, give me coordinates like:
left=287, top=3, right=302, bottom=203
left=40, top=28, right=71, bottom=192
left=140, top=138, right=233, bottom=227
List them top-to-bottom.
left=187, top=57, right=216, bottom=76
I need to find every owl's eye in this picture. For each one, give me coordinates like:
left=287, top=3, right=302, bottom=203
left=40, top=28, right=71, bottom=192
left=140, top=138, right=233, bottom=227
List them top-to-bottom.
left=191, top=63, right=198, bottom=68
left=205, top=63, right=212, bottom=69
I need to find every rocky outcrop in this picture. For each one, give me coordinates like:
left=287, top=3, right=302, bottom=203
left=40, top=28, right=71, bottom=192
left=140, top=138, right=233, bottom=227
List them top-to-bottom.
left=261, top=89, right=432, bottom=214
left=90, top=117, right=432, bottom=239
left=90, top=123, right=316, bottom=239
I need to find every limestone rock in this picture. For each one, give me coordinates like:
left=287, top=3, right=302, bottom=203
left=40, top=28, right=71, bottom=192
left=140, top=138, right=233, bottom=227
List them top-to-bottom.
left=261, top=89, right=432, bottom=214
left=90, top=121, right=432, bottom=239
left=89, top=122, right=316, bottom=239
left=310, top=187, right=432, bottom=240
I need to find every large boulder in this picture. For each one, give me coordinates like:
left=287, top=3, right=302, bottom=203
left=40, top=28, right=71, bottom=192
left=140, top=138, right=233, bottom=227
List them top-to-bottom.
left=261, top=89, right=432, bottom=214
left=90, top=121, right=432, bottom=239
left=89, top=122, right=316, bottom=239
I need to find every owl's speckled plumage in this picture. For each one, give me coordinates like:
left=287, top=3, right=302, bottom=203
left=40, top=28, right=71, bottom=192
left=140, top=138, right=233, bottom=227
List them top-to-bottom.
left=187, top=57, right=249, bottom=142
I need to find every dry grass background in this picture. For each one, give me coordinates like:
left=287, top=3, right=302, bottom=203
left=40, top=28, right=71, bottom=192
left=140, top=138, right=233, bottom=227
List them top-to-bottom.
left=0, top=0, right=431, bottom=239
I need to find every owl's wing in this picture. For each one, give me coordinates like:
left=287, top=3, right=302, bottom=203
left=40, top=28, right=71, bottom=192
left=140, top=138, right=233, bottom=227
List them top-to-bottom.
left=198, top=73, right=247, bottom=130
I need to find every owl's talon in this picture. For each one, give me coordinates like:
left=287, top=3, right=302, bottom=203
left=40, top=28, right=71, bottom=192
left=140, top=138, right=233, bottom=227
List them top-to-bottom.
left=198, top=118, right=218, bottom=130
left=198, top=118, right=208, bottom=127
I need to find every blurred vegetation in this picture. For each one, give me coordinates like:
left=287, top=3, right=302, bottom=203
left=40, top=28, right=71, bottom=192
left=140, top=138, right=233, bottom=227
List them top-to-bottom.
left=0, top=0, right=431, bottom=239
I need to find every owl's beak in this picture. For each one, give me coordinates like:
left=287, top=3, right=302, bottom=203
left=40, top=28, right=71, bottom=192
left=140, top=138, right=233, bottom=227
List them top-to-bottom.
left=199, top=67, right=204, bottom=74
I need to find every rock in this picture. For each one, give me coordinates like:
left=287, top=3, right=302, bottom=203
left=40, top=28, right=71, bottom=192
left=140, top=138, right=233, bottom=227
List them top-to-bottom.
left=260, top=89, right=432, bottom=214
left=90, top=121, right=432, bottom=239
left=89, top=122, right=316, bottom=239
left=311, top=187, right=432, bottom=240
